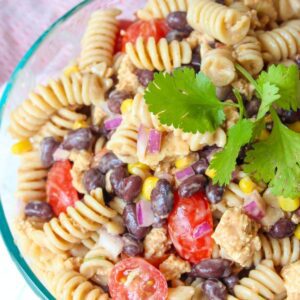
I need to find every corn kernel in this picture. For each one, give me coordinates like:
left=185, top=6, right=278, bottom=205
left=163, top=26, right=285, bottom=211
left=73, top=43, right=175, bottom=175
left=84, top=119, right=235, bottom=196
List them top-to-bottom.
left=63, top=64, right=79, bottom=77
left=121, top=99, right=133, bottom=114
left=73, top=119, right=88, bottom=130
left=288, top=121, right=300, bottom=133
left=258, top=129, right=270, bottom=141
left=11, top=139, right=33, bottom=155
left=175, top=156, right=194, bottom=170
left=128, top=162, right=149, bottom=175
left=205, top=168, right=216, bottom=179
left=142, top=176, right=159, bottom=201
left=239, top=177, right=256, bottom=194
left=278, top=196, right=300, bottom=212
left=295, top=224, right=300, bottom=240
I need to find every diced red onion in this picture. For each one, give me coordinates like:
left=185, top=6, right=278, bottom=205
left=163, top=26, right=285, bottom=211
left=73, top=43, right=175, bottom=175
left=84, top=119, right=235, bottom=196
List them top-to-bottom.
left=104, top=116, right=122, bottom=131
left=137, top=125, right=149, bottom=158
left=147, top=129, right=162, bottom=154
left=53, top=148, right=70, bottom=161
left=175, top=166, right=195, bottom=183
left=243, top=191, right=266, bottom=221
left=136, top=199, right=155, bottom=227
left=193, top=221, right=213, bottom=239
left=97, top=228, right=124, bottom=259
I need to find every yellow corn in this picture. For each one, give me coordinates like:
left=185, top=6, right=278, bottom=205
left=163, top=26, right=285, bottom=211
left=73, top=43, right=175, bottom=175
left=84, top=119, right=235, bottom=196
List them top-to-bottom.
left=63, top=64, right=79, bottom=77
left=121, top=99, right=134, bottom=114
left=73, top=119, right=88, bottom=130
left=288, top=121, right=300, bottom=133
left=258, top=129, right=270, bottom=141
left=11, top=139, right=33, bottom=155
left=175, top=156, right=194, bottom=170
left=128, top=162, right=149, bottom=175
left=205, top=168, right=216, bottom=179
left=142, top=176, right=159, bottom=201
left=239, top=177, right=256, bottom=194
left=278, top=196, right=300, bottom=212
left=295, top=224, right=300, bottom=240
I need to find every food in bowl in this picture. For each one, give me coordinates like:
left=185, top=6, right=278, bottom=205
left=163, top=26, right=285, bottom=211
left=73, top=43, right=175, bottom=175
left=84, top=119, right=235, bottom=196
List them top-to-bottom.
left=7, top=0, right=300, bottom=299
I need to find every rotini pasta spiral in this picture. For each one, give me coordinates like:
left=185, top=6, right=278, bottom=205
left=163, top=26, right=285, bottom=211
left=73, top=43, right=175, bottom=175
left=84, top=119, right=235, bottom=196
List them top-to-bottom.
left=137, top=0, right=189, bottom=20
left=187, top=0, right=250, bottom=45
left=243, top=0, right=278, bottom=22
left=274, top=0, right=300, bottom=21
left=79, top=9, right=121, bottom=71
left=257, top=20, right=300, bottom=62
left=233, top=36, right=264, bottom=75
left=125, top=37, right=192, bottom=72
left=201, top=47, right=237, bottom=87
left=16, top=150, right=48, bottom=202
left=43, top=189, right=117, bottom=253
left=253, top=234, right=300, bottom=267
left=233, top=260, right=286, bottom=300
left=52, top=270, right=108, bottom=300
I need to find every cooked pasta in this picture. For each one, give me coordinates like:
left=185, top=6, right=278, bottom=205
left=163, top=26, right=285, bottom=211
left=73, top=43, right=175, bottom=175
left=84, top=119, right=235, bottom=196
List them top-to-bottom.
left=137, top=0, right=189, bottom=20
left=187, top=0, right=251, bottom=45
left=243, top=0, right=277, bottom=23
left=274, top=0, right=300, bottom=21
left=79, top=9, right=121, bottom=71
left=257, top=20, right=300, bottom=62
left=233, top=36, right=264, bottom=75
left=125, top=37, right=192, bottom=72
left=16, top=150, right=48, bottom=202
left=43, top=189, right=117, bottom=253
left=254, top=234, right=300, bottom=267
left=233, top=260, right=286, bottom=300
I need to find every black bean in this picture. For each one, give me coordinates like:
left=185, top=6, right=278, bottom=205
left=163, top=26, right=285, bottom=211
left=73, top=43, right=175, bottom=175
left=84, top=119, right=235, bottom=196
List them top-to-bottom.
left=215, top=0, right=225, bottom=4
left=167, top=11, right=189, bottom=31
left=166, top=30, right=190, bottom=42
left=190, top=50, right=201, bottom=72
left=136, top=69, right=154, bottom=87
left=216, top=86, right=231, bottom=101
left=107, top=90, right=132, bottom=114
left=245, top=97, right=260, bottom=118
left=277, top=108, right=300, bottom=124
left=62, top=128, right=93, bottom=151
left=40, top=137, right=60, bottom=168
left=236, top=144, right=252, bottom=165
left=199, top=145, right=220, bottom=162
left=98, top=152, right=124, bottom=174
left=192, top=157, right=209, bottom=175
left=110, top=166, right=128, bottom=197
left=83, top=168, right=105, bottom=194
left=120, top=175, right=142, bottom=202
left=178, top=175, right=207, bottom=198
left=151, top=179, right=174, bottom=218
left=205, top=181, right=224, bottom=204
left=25, top=201, right=54, bottom=221
left=123, top=203, right=149, bottom=239
left=152, top=216, right=167, bottom=228
left=269, top=218, right=296, bottom=239
left=122, top=233, right=144, bottom=256
left=190, top=259, right=233, bottom=279
left=223, top=275, right=239, bottom=294
left=203, top=279, right=227, bottom=300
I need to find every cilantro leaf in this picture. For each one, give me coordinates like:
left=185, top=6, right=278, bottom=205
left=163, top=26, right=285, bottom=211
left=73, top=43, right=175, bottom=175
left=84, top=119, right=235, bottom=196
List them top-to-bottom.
left=257, top=64, right=300, bottom=111
left=144, top=68, right=225, bottom=134
left=244, top=110, right=300, bottom=198
left=210, top=119, right=254, bottom=185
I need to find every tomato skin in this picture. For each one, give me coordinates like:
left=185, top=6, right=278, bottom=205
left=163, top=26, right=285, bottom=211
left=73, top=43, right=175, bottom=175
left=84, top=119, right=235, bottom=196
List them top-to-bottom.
left=114, top=19, right=134, bottom=53
left=121, top=19, right=169, bottom=51
left=46, top=160, right=79, bottom=216
left=168, top=192, right=213, bottom=264
left=109, top=257, right=168, bottom=300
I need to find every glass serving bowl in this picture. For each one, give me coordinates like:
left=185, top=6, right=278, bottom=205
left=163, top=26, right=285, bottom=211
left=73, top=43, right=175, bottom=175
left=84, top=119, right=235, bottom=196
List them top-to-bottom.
left=0, top=0, right=144, bottom=298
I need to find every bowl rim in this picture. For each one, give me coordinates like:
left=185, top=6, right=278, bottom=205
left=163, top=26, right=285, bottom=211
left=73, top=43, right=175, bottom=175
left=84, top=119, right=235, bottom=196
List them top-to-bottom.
left=0, top=1, right=93, bottom=299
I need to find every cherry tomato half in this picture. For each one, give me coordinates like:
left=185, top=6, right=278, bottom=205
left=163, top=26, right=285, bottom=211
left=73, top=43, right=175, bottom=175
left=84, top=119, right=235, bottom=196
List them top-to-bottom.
left=114, top=19, right=134, bottom=53
left=121, top=19, right=169, bottom=51
left=46, top=160, right=79, bottom=216
left=168, top=192, right=213, bottom=264
left=109, top=257, right=168, bottom=300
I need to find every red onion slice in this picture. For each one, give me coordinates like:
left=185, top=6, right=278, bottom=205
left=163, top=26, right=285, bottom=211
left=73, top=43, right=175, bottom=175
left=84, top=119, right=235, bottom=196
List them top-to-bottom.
left=104, top=116, right=122, bottom=131
left=137, top=125, right=149, bottom=158
left=147, top=129, right=162, bottom=154
left=53, top=148, right=70, bottom=161
left=175, top=166, right=195, bottom=182
left=243, top=190, right=266, bottom=221
left=136, top=199, right=155, bottom=227
left=193, top=221, right=213, bottom=239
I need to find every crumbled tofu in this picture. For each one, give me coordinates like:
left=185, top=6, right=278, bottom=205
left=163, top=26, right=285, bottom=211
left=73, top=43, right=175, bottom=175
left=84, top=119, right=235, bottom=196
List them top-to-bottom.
left=224, top=102, right=239, bottom=129
left=212, top=208, right=261, bottom=267
left=144, top=227, right=171, bottom=259
left=159, top=254, right=191, bottom=281
left=282, top=261, right=300, bottom=300
left=167, top=286, right=195, bottom=300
